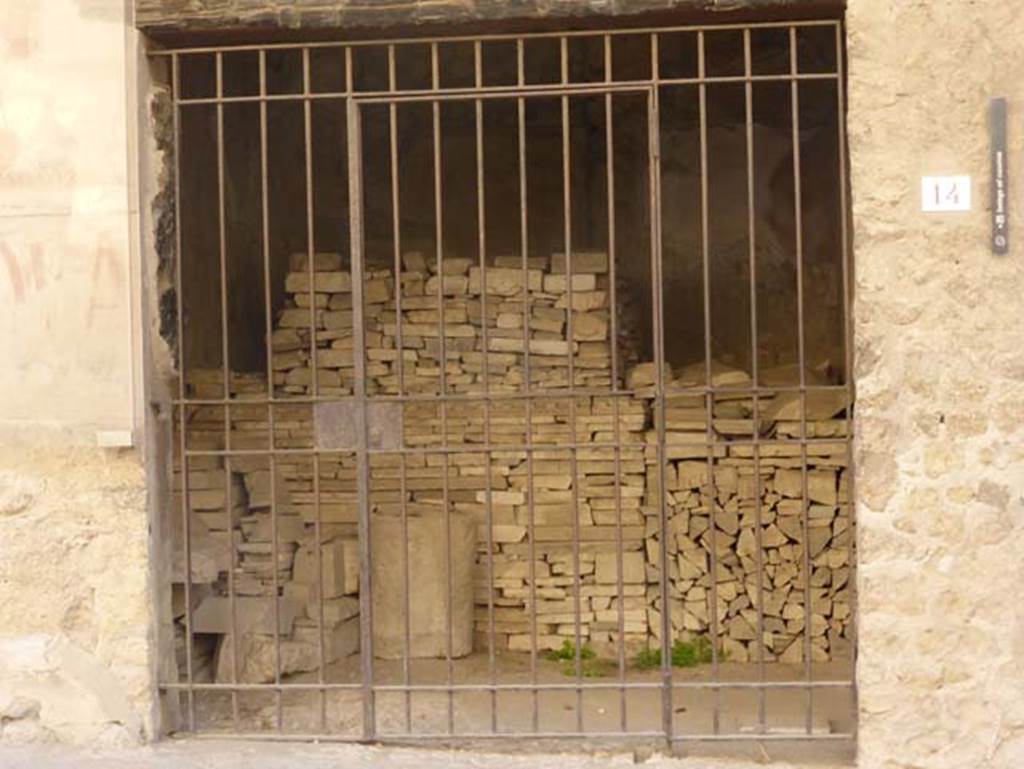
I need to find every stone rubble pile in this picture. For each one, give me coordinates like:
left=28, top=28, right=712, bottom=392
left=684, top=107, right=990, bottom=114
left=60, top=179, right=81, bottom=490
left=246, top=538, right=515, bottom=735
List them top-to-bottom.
left=171, top=249, right=853, bottom=681
left=271, top=249, right=637, bottom=396
left=635, top=361, right=852, bottom=664
left=172, top=372, right=360, bottom=684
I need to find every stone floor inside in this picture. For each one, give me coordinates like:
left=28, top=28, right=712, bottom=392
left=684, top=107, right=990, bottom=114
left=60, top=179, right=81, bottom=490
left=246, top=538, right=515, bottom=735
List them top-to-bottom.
left=184, top=651, right=854, bottom=763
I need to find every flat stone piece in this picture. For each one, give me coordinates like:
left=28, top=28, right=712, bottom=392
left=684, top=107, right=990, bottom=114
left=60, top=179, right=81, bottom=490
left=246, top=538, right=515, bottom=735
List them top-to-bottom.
left=289, top=251, right=343, bottom=272
left=550, top=251, right=609, bottom=274
left=314, top=401, right=402, bottom=450
left=595, top=551, right=645, bottom=585
left=192, top=595, right=301, bottom=636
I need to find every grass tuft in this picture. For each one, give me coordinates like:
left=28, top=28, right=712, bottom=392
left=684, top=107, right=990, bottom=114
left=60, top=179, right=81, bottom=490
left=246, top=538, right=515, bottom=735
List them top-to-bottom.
left=633, top=637, right=718, bottom=670
left=544, top=640, right=612, bottom=677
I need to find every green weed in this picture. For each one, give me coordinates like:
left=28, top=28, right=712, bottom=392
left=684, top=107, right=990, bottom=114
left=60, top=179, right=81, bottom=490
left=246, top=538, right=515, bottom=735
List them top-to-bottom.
left=633, top=637, right=718, bottom=670
left=544, top=639, right=595, bottom=663
left=544, top=640, right=612, bottom=677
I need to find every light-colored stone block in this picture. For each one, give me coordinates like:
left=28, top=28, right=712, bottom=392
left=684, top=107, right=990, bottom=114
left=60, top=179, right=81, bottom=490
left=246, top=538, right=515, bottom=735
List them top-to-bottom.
left=371, top=512, right=476, bottom=659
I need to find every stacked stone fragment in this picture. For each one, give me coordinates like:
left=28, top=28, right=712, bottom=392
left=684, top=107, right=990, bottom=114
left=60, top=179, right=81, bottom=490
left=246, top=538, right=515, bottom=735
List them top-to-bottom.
left=171, top=248, right=853, bottom=674
left=271, top=250, right=654, bottom=653
left=272, top=250, right=630, bottom=396
left=632, top=359, right=853, bottom=663
left=171, top=371, right=361, bottom=683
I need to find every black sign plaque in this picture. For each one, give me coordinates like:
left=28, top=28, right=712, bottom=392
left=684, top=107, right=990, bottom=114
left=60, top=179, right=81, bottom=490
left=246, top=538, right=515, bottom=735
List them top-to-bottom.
left=991, top=98, right=1009, bottom=254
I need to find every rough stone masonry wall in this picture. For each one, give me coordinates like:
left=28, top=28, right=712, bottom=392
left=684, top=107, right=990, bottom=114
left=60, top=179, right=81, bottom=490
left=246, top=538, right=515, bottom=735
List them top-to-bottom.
left=848, top=2, right=1024, bottom=769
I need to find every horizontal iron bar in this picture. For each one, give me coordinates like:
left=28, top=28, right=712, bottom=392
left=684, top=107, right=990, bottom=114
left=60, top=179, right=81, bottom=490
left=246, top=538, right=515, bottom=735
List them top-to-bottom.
left=151, top=19, right=841, bottom=57
left=185, top=71, right=838, bottom=107
left=174, top=72, right=839, bottom=106
left=352, top=81, right=652, bottom=105
left=172, top=383, right=852, bottom=407
left=182, top=436, right=853, bottom=458
left=160, top=680, right=853, bottom=693
left=161, top=682, right=362, bottom=692
left=172, top=730, right=853, bottom=742
left=399, top=731, right=855, bottom=742
left=672, top=733, right=854, bottom=742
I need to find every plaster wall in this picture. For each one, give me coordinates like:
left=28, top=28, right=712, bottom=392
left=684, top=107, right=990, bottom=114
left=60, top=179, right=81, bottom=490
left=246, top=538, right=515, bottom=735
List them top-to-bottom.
left=0, top=0, right=155, bottom=746
left=847, top=2, right=1024, bottom=768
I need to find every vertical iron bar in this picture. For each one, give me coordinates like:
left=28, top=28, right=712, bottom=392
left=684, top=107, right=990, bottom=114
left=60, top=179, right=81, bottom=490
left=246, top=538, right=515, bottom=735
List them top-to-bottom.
left=835, top=20, right=858, bottom=732
left=789, top=26, right=813, bottom=735
left=743, top=29, right=768, bottom=734
left=697, top=30, right=722, bottom=736
left=649, top=32, right=673, bottom=749
left=604, top=34, right=627, bottom=734
left=560, top=36, right=584, bottom=733
left=517, top=37, right=540, bottom=736
left=474, top=39, right=499, bottom=734
left=430, top=42, right=455, bottom=736
left=386, top=44, right=413, bottom=736
left=300, top=46, right=327, bottom=733
left=260, top=48, right=284, bottom=733
left=295, top=48, right=321, bottom=735
left=258, top=49, right=278, bottom=734
left=214, top=51, right=244, bottom=728
left=171, top=52, right=196, bottom=732
left=347, top=90, right=376, bottom=742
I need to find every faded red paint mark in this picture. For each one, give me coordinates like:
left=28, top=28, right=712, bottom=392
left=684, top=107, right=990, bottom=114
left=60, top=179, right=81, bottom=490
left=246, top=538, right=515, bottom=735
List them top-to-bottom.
left=1, top=4, right=40, bottom=60
left=0, top=128, right=20, bottom=177
left=85, top=238, right=125, bottom=328
left=0, top=241, right=25, bottom=302
left=28, top=243, right=45, bottom=290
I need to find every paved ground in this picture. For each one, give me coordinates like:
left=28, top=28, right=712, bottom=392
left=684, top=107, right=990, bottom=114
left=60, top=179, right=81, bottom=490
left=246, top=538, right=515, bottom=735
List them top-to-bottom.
left=0, top=739, right=854, bottom=769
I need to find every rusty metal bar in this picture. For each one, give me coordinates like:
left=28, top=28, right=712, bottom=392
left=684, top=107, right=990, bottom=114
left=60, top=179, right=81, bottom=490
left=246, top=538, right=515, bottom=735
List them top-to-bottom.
left=151, top=19, right=841, bottom=57
left=835, top=20, right=858, bottom=734
left=789, top=25, right=814, bottom=735
left=745, top=27, right=770, bottom=733
left=743, top=29, right=768, bottom=736
left=696, top=30, right=723, bottom=737
left=603, top=33, right=628, bottom=733
left=559, top=34, right=585, bottom=733
left=648, top=34, right=673, bottom=748
left=516, top=36, right=540, bottom=735
left=474, top=39, right=499, bottom=735
left=429, top=41, right=456, bottom=737
left=385, top=43, right=414, bottom=737
left=299, top=47, right=328, bottom=733
left=258, top=48, right=279, bottom=732
left=170, top=51, right=196, bottom=732
left=213, top=51, right=245, bottom=729
left=257, top=51, right=278, bottom=731
left=172, top=73, right=840, bottom=106
left=347, top=90, right=376, bottom=741
left=172, top=381, right=852, bottom=407
left=173, top=381, right=850, bottom=407
left=183, top=432, right=852, bottom=458
left=164, top=677, right=852, bottom=692
left=173, top=729, right=853, bottom=743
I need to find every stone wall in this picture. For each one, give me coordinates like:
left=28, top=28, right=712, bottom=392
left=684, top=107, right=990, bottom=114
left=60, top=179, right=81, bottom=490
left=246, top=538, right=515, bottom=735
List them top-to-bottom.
left=0, top=0, right=156, bottom=747
left=848, top=2, right=1024, bottom=768
left=172, top=247, right=852, bottom=679
left=0, top=447, right=150, bottom=744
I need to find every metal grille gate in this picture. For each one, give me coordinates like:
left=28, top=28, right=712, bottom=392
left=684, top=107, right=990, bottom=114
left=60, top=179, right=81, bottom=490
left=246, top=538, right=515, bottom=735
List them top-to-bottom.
left=158, top=17, right=854, bottom=748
